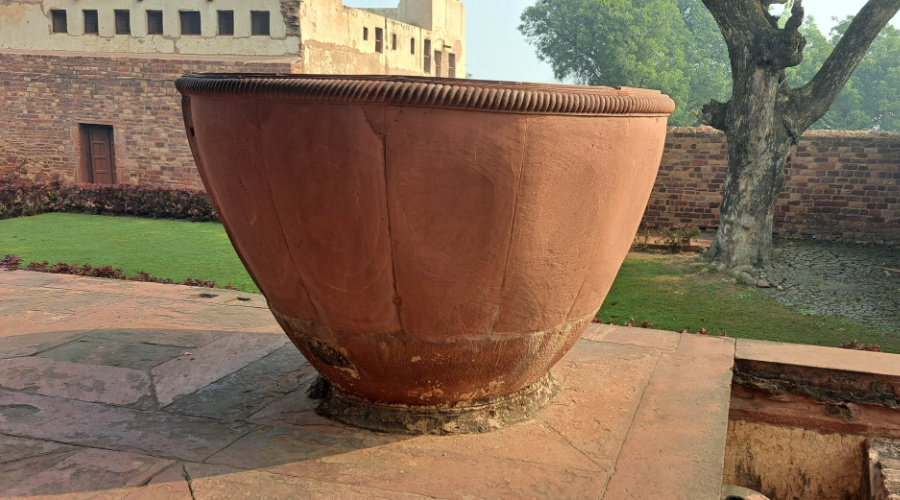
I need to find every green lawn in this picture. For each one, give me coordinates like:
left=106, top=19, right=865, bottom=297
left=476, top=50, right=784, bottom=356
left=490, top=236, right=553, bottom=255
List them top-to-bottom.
left=0, top=213, right=257, bottom=292
left=1, top=213, right=893, bottom=352
left=598, top=253, right=897, bottom=353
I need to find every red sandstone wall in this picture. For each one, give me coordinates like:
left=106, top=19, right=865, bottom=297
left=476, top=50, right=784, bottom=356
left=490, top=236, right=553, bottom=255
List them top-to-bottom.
left=0, top=51, right=292, bottom=189
left=644, top=127, right=900, bottom=243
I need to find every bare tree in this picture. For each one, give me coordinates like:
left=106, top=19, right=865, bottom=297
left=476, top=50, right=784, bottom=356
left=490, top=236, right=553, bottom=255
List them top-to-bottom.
left=699, top=0, right=900, bottom=268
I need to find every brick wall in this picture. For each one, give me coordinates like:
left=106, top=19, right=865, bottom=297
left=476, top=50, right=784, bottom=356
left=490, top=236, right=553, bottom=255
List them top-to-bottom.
left=0, top=50, right=293, bottom=189
left=2, top=53, right=897, bottom=243
left=644, top=127, right=900, bottom=243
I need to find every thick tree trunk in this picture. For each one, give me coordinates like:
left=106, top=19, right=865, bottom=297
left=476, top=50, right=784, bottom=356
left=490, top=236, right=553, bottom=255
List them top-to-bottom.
left=699, top=0, right=900, bottom=269
left=706, top=132, right=793, bottom=267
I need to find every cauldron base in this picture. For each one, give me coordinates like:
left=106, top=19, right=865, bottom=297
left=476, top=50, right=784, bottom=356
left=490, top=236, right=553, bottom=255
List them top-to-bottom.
left=309, top=372, right=561, bottom=435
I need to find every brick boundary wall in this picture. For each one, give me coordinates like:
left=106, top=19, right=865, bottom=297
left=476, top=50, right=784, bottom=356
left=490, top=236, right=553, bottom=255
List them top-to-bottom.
left=0, top=50, right=294, bottom=190
left=644, top=127, right=900, bottom=243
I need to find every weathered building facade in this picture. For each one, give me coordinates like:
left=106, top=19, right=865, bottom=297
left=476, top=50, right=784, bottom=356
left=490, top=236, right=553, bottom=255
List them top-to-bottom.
left=0, top=0, right=465, bottom=187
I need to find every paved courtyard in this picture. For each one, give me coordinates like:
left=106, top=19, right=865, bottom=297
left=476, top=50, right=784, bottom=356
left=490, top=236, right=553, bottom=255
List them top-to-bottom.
left=0, top=270, right=735, bottom=499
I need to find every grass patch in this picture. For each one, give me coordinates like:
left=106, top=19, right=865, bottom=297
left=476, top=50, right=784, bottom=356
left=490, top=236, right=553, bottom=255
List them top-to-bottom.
left=0, top=213, right=256, bottom=292
left=599, top=253, right=897, bottom=353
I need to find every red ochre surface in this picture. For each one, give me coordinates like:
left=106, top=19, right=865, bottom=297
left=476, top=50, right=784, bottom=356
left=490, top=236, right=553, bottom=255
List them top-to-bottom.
left=179, top=75, right=672, bottom=405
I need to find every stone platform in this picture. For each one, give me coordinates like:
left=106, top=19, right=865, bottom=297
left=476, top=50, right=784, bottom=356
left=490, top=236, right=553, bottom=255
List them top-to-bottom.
left=0, top=271, right=735, bottom=499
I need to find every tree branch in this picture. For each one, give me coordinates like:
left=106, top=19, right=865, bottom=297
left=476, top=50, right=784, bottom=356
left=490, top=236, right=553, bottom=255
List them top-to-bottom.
left=757, top=0, right=806, bottom=69
left=791, top=0, right=900, bottom=130
left=698, top=99, right=729, bottom=131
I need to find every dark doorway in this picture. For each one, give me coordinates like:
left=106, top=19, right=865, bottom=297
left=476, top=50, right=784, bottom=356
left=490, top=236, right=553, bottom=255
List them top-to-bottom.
left=81, top=125, right=116, bottom=184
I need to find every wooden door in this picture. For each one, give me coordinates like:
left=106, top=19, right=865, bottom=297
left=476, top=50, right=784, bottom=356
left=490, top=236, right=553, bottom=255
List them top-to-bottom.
left=85, top=125, right=115, bottom=184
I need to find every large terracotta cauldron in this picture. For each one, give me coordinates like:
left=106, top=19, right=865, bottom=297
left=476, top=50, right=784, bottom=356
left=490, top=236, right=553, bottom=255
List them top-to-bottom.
left=177, top=75, right=674, bottom=433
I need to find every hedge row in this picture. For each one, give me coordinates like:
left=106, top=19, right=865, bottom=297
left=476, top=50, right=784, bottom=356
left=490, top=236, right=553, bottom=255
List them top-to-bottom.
left=0, top=177, right=217, bottom=221
left=0, top=254, right=233, bottom=289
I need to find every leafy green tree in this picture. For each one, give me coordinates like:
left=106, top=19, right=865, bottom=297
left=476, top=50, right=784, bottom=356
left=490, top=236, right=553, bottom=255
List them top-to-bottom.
left=519, top=0, right=731, bottom=125
left=521, top=0, right=900, bottom=269
left=787, top=16, right=900, bottom=131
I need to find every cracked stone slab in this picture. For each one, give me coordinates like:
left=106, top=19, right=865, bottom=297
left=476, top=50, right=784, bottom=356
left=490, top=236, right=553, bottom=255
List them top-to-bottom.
left=152, top=332, right=289, bottom=406
left=604, top=334, right=735, bottom=499
left=541, top=339, right=660, bottom=473
left=164, top=344, right=315, bottom=421
left=0, top=357, right=152, bottom=406
left=0, top=389, right=256, bottom=462
left=1, top=447, right=174, bottom=497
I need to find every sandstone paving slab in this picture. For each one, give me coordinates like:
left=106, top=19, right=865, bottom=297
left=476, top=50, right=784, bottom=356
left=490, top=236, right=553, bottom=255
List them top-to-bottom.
left=0, top=270, right=82, bottom=287
left=42, top=277, right=267, bottom=310
left=0, top=287, right=123, bottom=315
left=122, top=297, right=282, bottom=333
left=0, top=303, right=131, bottom=338
left=580, top=322, right=615, bottom=342
left=596, top=326, right=681, bottom=352
left=91, top=328, right=227, bottom=349
left=0, top=329, right=95, bottom=359
left=152, top=331, right=289, bottom=406
left=38, top=334, right=188, bottom=372
left=603, top=334, right=735, bottom=500
left=737, top=338, right=900, bottom=377
left=540, top=339, right=661, bottom=474
left=164, top=344, right=316, bottom=421
left=0, top=357, right=152, bottom=405
left=244, top=377, right=324, bottom=428
left=246, top=383, right=603, bottom=473
left=0, top=389, right=256, bottom=462
left=207, top=424, right=407, bottom=466
left=206, top=428, right=607, bottom=499
left=0, top=433, right=82, bottom=464
left=0, top=434, right=83, bottom=491
left=1, top=447, right=174, bottom=498
left=0, top=448, right=84, bottom=492
left=119, top=462, right=194, bottom=500
left=185, top=462, right=433, bottom=500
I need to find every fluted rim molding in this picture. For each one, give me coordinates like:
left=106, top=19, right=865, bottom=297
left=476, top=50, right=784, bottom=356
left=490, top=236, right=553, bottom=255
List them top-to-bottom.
left=176, top=74, right=675, bottom=116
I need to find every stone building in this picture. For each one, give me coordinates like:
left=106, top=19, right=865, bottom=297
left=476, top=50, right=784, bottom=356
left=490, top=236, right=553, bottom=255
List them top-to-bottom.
left=0, top=0, right=465, bottom=188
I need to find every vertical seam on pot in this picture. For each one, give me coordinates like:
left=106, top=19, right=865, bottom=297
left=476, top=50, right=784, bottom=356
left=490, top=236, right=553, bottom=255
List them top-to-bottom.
left=253, top=100, right=323, bottom=321
left=378, top=105, right=405, bottom=334
left=489, top=116, right=530, bottom=336
left=565, top=117, right=632, bottom=322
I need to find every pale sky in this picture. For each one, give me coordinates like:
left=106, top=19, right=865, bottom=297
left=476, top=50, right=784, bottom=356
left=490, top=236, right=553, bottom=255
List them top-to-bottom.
left=343, top=1, right=899, bottom=83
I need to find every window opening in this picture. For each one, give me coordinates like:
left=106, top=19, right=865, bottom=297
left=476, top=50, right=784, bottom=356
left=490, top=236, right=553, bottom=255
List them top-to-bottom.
left=51, top=10, right=67, bottom=34
left=83, top=10, right=99, bottom=34
left=114, top=10, right=131, bottom=35
left=147, top=11, right=163, bottom=35
left=180, top=11, right=201, bottom=35
left=218, top=11, right=234, bottom=36
left=251, top=11, right=270, bottom=36
left=363, top=27, right=368, bottom=40
left=375, top=27, right=383, bottom=53
left=392, top=33, right=397, bottom=51
left=410, top=38, right=415, bottom=54
left=424, top=39, right=431, bottom=73
left=434, top=50, right=442, bottom=77
left=448, top=53, right=456, bottom=78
